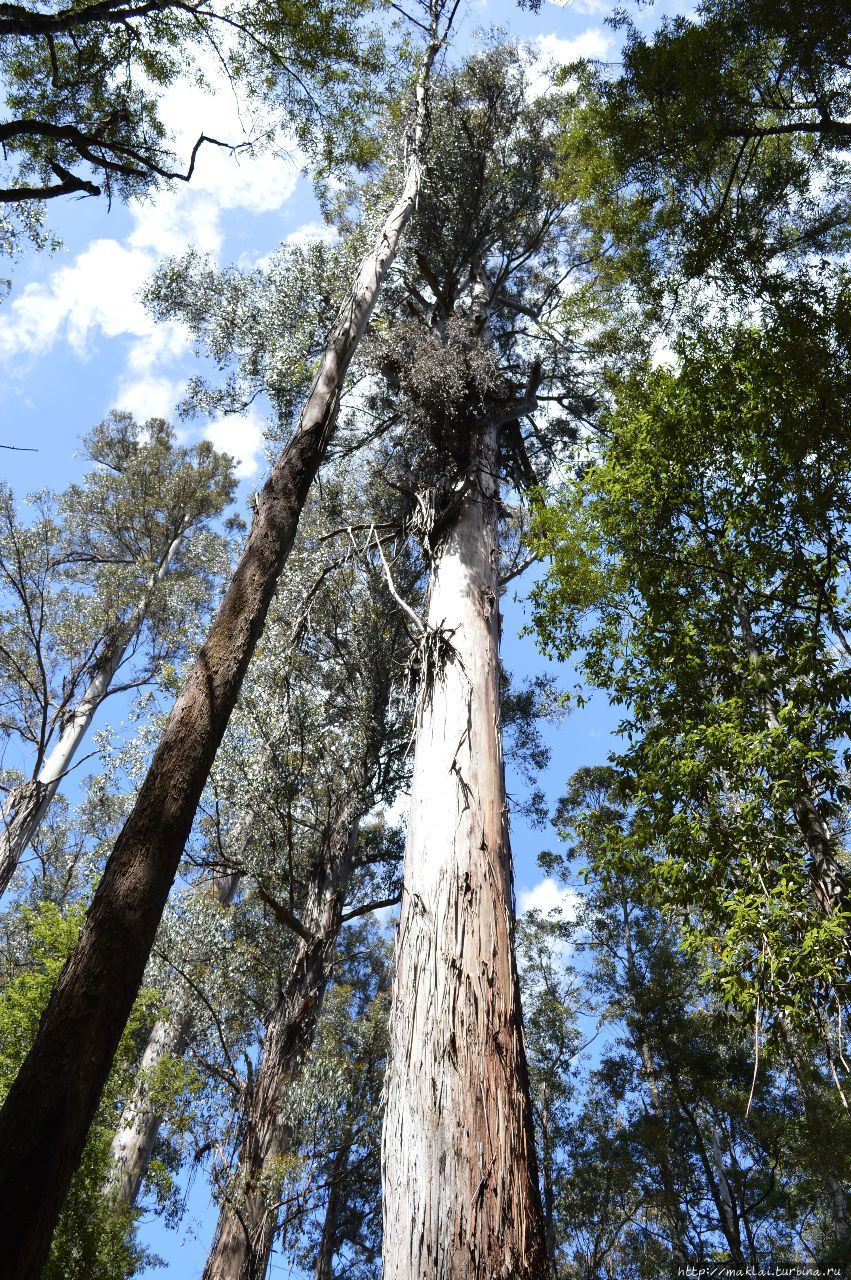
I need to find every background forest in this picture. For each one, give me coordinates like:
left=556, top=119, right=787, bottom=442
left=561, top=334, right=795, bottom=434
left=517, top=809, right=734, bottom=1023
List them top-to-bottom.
left=1, top=0, right=850, bottom=1277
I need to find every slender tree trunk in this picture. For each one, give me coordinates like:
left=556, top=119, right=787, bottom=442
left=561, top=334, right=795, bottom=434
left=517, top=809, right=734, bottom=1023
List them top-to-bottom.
left=0, top=39, right=440, bottom=1269
left=381, top=423, right=548, bottom=1280
left=0, top=529, right=185, bottom=896
left=202, top=825, right=356, bottom=1280
left=108, top=868, right=242, bottom=1207
left=619, top=898, right=690, bottom=1269
left=109, top=1012, right=190, bottom=1207
left=780, top=1022, right=851, bottom=1278
left=666, top=1071, right=747, bottom=1268
left=537, top=1088, right=559, bottom=1277
left=707, top=1125, right=745, bottom=1266
left=313, top=1140, right=349, bottom=1280
left=826, top=1176, right=851, bottom=1278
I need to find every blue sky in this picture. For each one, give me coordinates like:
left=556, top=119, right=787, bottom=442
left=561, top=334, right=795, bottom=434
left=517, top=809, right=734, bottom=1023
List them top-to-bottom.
left=0, top=0, right=635, bottom=1271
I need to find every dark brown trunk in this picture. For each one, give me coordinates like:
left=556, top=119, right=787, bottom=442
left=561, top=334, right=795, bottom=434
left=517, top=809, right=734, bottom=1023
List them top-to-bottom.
left=0, top=113, right=430, bottom=1275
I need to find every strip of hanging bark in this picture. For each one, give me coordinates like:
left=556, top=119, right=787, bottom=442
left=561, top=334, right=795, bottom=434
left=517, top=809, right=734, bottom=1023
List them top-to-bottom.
left=0, top=16, right=451, bottom=1269
left=381, top=420, right=548, bottom=1279
left=202, top=821, right=357, bottom=1280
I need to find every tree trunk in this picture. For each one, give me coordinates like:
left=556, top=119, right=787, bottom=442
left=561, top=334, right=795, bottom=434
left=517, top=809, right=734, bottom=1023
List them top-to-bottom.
left=0, top=43, right=438, bottom=1268
left=381, top=423, right=548, bottom=1280
left=0, top=529, right=185, bottom=896
left=202, top=825, right=356, bottom=1280
left=108, top=868, right=242, bottom=1207
left=619, top=897, right=690, bottom=1269
left=109, top=1011, right=190, bottom=1207
left=780, top=1021, right=851, bottom=1278
left=666, top=1070, right=747, bottom=1269
left=537, top=1088, right=558, bottom=1278
left=707, top=1125, right=746, bottom=1267
left=313, top=1139, right=349, bottom=1280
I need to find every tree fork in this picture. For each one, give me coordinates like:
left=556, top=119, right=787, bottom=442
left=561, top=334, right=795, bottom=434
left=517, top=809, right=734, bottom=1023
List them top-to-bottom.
left=0, top=18, right=447, bottom=1266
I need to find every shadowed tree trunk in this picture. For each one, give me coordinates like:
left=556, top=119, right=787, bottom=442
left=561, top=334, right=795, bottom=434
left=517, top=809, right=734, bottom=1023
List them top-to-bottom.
left=0, top=23, right=447, bottom=1267
left=381, top=421, right=548, bottom=1280
left=0, top=528, right=185, bottom=896
left=202, top=823, right=356, bottom=1280
left=665, top=1070, right=747, bottom=1268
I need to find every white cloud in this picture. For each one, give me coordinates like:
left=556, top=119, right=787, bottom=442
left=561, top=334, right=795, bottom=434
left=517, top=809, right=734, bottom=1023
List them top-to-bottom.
left=546, top=0, right=613, bottom=15
left=527, top=27, right=614, bottom=98
left=538, top=27, right=613, bottom=62
left=0, top=51, right=302, bottom=437
left=284, top=220, right=339, bottom=250
left=0, top=238, right=153, bottom=361
left=114, top=373, right=187, bottom=422
left=202, top=407, right=266, bottom=479
left=518, top=876, right=579, bottom=921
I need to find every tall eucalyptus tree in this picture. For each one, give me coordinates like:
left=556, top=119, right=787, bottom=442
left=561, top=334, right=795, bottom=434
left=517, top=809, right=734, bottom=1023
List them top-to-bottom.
left=0, top=9, right=458, bottom=1270
left=348, top=45, right=595, bottom=1279
left=0, top=412, right=236, bottom=895
left=107, top=472, right=415, bottom=1228
left=199, top=482, right=416, bottom=1280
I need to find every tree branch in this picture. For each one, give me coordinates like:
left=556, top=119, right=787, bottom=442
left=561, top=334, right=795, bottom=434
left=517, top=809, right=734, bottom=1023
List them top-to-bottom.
left=256, top=883, right=313, bottom=943
left=340, top=893, right=402, bottom=923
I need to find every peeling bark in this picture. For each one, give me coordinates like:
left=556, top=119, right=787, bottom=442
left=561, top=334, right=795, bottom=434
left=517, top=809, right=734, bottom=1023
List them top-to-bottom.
left=0, top=45, right=437, bottom=1266
left=381, top=423, right=548, bottom=1280
left=0, top=530, right=185, bottom=896
left=202, top=825, right=356, bottom=1280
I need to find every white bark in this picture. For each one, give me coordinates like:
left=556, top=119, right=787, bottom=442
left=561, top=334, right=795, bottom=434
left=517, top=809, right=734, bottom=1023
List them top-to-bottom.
left=0, top=14, right=455, bottom=1275
left=381, top=424, right=547, bottom=1280
left=0, top=529, right=186, bottom=895
left=108, top=1013, right=189, bottom=1207
left=707, top=1125, right=742, bottom=1262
